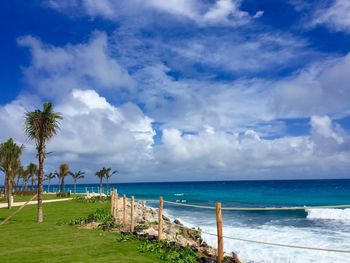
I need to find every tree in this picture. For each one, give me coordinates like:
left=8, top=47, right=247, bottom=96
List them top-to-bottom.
left=24, top=102, right=62, bottom=223
left=0, top=138, right=24, bottom=209
left=27, top=163, right=38, bottom=191
left=59, top=163, right=69, bottom=193
left=15, top=164, right=24, bottom=191
left=21, top=168, right=29, bottom=191
left=104, top=168, right=118, bottom=192
left=95, top=169, right=105, bottom=197
left=69, top=170, right=85, bottom=194
left=54, top=171, right=61, bottom=192
left=44, top=173, right=56, bottom=193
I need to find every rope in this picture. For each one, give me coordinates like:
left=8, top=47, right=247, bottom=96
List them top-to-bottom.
left=0, top=194, right=37, bottom=226
left=128, top=197, right=350, bottom=253
left=163, top=200, right=350, bottom=211
left=173, top=222, right=350, bottom=253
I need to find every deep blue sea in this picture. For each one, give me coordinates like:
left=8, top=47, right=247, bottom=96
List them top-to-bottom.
left=52, top=179, right=350, bottom=263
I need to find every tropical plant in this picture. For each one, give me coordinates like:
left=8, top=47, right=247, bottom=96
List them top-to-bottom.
left=24, top=102, right=62, bottom=223
left=0, top=138, right=24, bottom=208
left=27, top=162, right=38, bottom=190
left=58, top=163, right=70, bottom=193
left=15, top=165, right=24, bottom=191
left=104, top=167, right=118, bottom=192
left=95, top=169, right=105, bottom=197
left=69, top=170, right=85, bottom=194
left=44, top=172, right=56, bottom=193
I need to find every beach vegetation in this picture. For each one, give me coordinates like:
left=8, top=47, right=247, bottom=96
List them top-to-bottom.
left=24, top=102, right=62, bottom=222
left=0, top=138, right=24, bottom=209
left=69, top=170, right=85, bottom=193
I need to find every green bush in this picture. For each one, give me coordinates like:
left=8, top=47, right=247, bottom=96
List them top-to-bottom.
left=56, top=192, right=71, bottom=197
left=73, top=195, right=110, bottom=203
left=138, top=240, right=197, bottom=263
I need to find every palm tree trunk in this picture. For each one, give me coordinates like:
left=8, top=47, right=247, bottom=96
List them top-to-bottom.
left=37, top=150, right=44, bottom=223
left=7, top=171, right=12, bottom=209
left=31, top=176, right=34, bottom=190
left=62, top=176, right=65, bottom=193
left=99, top=177, right=102, bottom=197
left=48, top=179, right=50, bottom=193
left=74, top=179, right=76, bottom=194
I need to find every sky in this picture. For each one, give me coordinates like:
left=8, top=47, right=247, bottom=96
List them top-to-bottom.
left=0, top=0, right=350, bottom=183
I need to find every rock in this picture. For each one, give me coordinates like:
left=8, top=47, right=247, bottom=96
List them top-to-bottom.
left=173, top=219, right=183, bottom=225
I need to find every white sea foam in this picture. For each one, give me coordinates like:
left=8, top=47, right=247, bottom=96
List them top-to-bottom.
left=306, top=208, right=350, bottom=222
left=163, top=209, right=350, bottom=263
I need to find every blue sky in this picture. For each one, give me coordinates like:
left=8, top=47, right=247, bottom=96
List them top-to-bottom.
left=1, top=0, right=350, bottom=183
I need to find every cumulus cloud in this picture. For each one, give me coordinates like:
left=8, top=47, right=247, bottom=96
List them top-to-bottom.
left=310, top=0, right=350, bottom=33
left=17, top=32, right=134, bottom=99
left=0, top=89, right=155, bottom=179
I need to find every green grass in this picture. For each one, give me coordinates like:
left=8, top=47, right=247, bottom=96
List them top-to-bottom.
left=0, top=200, right=162, bottom=263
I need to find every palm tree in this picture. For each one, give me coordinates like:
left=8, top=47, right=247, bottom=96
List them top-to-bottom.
left=24, top=102, right=62, bottom=223
left=0, top=138, right=24, bottom=209
left=27, top=162, right=37, bottom=191
left=59, top=163, right=69, bottom=193
left=15, top=164, right=24, bottom=191
left=21, top=168, right=29, bottom=191
left=104, top=168, right=118, bottom=192
left=95, top=169, right=105, bottom=197
left=69, top=170, right=85, bottom=194
left=53, top=171, right=60, bottom=192
left=44, top=173, right=56, bottom=193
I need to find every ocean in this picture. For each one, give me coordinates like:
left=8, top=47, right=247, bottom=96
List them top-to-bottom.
left=53, top=179, right=350, bottom=263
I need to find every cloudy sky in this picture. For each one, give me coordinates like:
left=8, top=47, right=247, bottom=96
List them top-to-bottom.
left=1, top=0, right=350, bottom=183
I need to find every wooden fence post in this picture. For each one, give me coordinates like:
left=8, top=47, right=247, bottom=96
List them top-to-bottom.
left=110, top=190, right=114, bottom=216
left=114, top=192, right=118, bottom=223
left=123, top=194, right=126, bottom=227
left=130, top=196, right=134, bottom=232
left=158, top=196, right=163, bottom=241
left=216, top=202, right=223, bottom=263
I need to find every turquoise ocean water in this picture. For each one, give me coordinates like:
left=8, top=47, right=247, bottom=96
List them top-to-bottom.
left=53, top=179, right=350, bottom=263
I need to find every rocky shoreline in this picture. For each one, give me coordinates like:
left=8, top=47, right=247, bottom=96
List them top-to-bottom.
left=107, top=196, right=241, bottom=263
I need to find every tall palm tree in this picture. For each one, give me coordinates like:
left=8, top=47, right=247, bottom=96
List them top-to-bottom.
left=24, top=102, right=62, bottom=223
left=0, top=138, right=24, bottom=209
left=27, top=162, right=37, bottom=191
left=59, top=163, right=69, bottom=193
left=15, top=164, right=24, bottom=191
left=21, top=168, right=29, bottom=191
left=104, top=168, right=118, bottom=192
left=95, top=169, right=105, bottom=197
left=54, top=170, right=61, bottom=192
left=69, top=170, right=85, bottom=194
left=44, top=173, right=56, bottom=193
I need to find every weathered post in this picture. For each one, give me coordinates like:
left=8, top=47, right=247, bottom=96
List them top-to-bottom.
left=110, top=190, right=115, bottom=216
left=114, top=192, right=118, bottom=223
left=123, top=194, right=126, bottom=227
left=130, top=196, right=135, bottom=232
left=158, top=196, right=163, bottom=241
left=216, top=202, right=223, bottom=263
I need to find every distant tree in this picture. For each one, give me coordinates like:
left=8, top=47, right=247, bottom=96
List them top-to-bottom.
left=24, top=102, right=62, bottom=222
left=0, top=138, right=24, bottom=209
left=27, top=163, right=38, bottom=191
left=59, top=163, right=70, bottom=193
left=15, top=164, right=24, bottom=191
left=21, top=167, right=29, bottom=190
left=104, top=168, right=118, bottom=191
left=95, top=169, right=105, bottom=197
left=69, top=170, right=85, bottom=194
left=44, top=173, right=56, bottom=193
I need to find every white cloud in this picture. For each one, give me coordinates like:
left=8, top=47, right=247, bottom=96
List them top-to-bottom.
left=47, top=0, right=262, bottom=26
left=311, top=0, right=350, bottom=33
left=17, top=32, right=134, bottom=99
left=271, top=53, right=350, bottom=118
left=0, top=89, right=155, bottom=180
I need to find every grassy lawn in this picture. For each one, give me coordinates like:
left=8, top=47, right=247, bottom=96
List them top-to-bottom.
left=0, top=194, right=80, bottom=203
left=0, top=200, right=162, bottom=263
